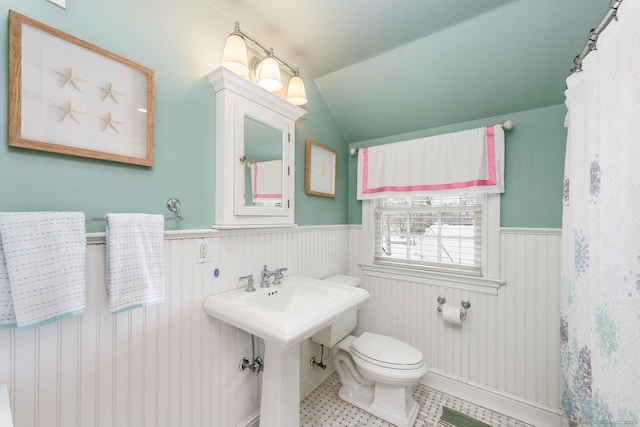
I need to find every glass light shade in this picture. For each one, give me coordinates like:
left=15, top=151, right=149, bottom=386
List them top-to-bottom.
left=221, top=34, right=249, bottom=76
left=257, top=56, right=282, bottom=92
left=287, top=75, right=308, bottom=106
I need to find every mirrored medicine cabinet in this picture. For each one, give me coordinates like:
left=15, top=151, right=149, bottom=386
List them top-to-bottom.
left=207, top=66, right=306, bottom=228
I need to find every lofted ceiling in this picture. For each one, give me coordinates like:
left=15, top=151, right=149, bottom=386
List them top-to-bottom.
left=207, top=0, right=611, bottom=142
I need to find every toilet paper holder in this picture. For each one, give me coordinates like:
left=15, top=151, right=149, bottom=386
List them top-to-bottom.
left=437, top=296, right=471, bottom=318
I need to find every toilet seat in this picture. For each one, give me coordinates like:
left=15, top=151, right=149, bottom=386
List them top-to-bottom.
left=350, top=332, right=424, bottom=370
left=348, top=333, right=427, bottom=385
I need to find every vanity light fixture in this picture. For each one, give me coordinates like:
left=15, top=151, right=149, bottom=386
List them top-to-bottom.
left=221, top=22, right=308, bottom=106
left=221, top=29, right=249, bottom=76
left=257, top=49, right=283, bottom=92
left=286, top=68, right=308, bottom=106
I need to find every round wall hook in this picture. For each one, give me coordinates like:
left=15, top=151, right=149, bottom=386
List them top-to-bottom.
left=166, top=198, right=184, bottom=221
left=167, top=198, right=181, bottom=213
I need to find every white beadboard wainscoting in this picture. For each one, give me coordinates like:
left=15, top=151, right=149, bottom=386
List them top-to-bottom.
left=0, top=225, right=562, bottom=427
left=0, top=226, right=350, bottom=427
left=351, top=227, right=563, bottom=426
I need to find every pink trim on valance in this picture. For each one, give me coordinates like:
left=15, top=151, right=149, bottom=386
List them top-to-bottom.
left=357, top=125, right=504, bottom=199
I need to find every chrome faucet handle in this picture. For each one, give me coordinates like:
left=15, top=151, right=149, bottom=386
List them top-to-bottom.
left=273, top=267, right=287, bottom=284
left=239, top=274, right=255, bottom=292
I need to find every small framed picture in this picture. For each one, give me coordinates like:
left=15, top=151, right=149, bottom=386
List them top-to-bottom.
left=8, top=10, right=154, bottom=166
left=305, top=139, right=337, bottom=198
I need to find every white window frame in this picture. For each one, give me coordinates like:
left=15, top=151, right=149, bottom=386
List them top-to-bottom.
left=360, top=193, right=504, bottom=294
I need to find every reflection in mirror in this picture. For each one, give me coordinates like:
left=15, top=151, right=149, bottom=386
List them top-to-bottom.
left=243, top=116, right=283, bottom=207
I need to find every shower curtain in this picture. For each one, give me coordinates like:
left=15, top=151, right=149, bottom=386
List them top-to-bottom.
left=561, top=1, right=640, bottom=425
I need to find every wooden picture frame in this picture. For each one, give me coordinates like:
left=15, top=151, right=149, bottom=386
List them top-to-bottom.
left=8, top=10, right=155, bottom=166
left=305, top=139, right=337, bottom=198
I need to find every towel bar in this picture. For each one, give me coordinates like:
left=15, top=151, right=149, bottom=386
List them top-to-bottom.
left=85, top=197, right=184, bottom=222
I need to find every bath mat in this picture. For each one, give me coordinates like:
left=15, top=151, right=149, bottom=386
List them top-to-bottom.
left=438, top=406, right=492, bottom=427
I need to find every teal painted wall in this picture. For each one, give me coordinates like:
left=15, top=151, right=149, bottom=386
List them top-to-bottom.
left=0, top=0, right=348, bottom=231
left=315, top=0, right=606, bottom=143
left=0, top=1, right=568, bottom=230
left=294, top=75, right=350, bottom=225
left=348, top=104, right=568, bottom=228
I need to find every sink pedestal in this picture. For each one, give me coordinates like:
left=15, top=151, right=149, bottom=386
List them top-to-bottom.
left=260, top=341, right=300, bottom=427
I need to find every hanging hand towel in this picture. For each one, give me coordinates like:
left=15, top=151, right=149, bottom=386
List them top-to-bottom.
left=252, top=160, right=282, bottom=203
left=0, top=212, right=86, bottom=329
left=105, top=213, right=164, bottom=313
left=0, top=239, right=16, bottom=328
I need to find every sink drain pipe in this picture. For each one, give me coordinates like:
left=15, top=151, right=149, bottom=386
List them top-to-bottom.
left=310, top=345, right=327, bottom=370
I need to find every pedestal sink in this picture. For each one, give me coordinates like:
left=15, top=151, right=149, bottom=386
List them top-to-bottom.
left=202, top=275, right=369, bottom=427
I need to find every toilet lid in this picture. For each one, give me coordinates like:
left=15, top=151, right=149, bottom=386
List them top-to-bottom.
left=350, top=332, right=424, bottom=370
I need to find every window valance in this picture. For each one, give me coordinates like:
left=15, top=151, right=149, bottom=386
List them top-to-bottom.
left=356, top=125, right=504, bottom=200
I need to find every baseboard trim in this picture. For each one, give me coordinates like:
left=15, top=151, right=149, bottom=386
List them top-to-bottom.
left=423, top=370, right=562, bottom=427
left=236, top=410, right=260, bottom=427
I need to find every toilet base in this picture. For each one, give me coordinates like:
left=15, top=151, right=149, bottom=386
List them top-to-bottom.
left=338, top=382, right=420, bottom=427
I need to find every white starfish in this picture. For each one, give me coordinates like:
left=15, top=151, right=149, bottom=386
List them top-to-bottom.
left=56, top=67, right=86, bottom=92
left=99, top=82, right=123, bottom=104
left=56, top=101, right=85, bottom=124
left=98, top=112, right=123, bottom=133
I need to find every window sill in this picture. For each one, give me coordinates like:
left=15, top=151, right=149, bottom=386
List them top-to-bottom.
left=359, top=263, right=505, bottom=295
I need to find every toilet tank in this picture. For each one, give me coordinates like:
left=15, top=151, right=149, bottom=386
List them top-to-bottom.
left=311, top=275, right=361, bottom=347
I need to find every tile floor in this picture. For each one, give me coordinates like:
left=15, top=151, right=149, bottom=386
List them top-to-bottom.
left=300, top=372, right=535, bottom=427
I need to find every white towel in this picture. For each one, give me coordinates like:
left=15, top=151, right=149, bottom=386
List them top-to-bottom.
left=252, top=160, right=282, bottom=202
left=0, top=212, right=86, bottom=329
left=105, top=213, right=164, bottom=313
left=0, top=239, right=17, bottom=328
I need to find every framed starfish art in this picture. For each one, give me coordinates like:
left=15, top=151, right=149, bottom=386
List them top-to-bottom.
left=8, top=10, right=155, bottom=166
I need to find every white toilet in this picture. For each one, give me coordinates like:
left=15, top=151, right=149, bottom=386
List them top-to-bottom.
left=311, top=275, right=427, bottom=427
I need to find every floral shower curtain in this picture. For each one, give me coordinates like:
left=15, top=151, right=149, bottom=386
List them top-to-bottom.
left=561, top=1, right=640, bottom=425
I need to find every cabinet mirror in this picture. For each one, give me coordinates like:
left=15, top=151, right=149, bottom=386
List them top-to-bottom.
left=240, top=116, right=283, bottom=208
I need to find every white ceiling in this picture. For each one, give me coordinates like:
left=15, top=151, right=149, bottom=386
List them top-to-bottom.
left=206, top=0, right=611, bottom=142
left=207, top=0, right=517, bottom=78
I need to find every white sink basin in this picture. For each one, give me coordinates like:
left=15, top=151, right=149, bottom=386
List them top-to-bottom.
left=202, top=275, right=369, bottom=348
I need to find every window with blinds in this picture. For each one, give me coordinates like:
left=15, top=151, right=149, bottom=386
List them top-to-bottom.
left=374, top=194, right=485, bottom=274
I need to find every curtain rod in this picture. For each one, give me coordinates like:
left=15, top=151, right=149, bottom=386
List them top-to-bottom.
left=570, top=0, right=624, bottom=74
left=349, top=121, right=513, bottom=156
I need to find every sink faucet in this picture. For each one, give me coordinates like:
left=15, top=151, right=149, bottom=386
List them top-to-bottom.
left=260, top=265, right=278, bottom=287
left=239, top=274, right=255, bottom=292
